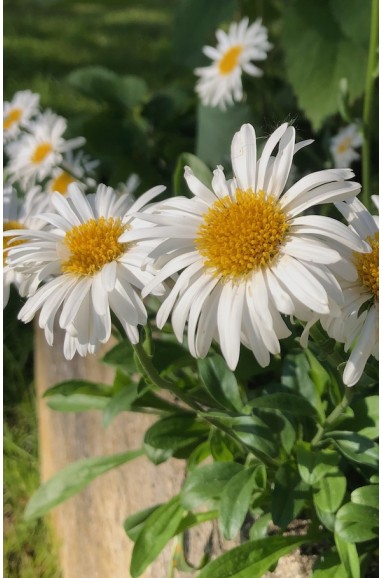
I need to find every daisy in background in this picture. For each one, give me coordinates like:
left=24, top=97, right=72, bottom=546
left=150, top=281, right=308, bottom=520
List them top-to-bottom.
left=195, top=17, right=272, bottom=110
left=3, top=90, right=40, bottom=142
left=5, top=110, right=85, bottom=189
left=121, top=123, right=368, bottom=371
left=330, top=124, right=363, bottom=168
left=46, top=150, right=100, bottom=196
left=5, top=183, right=165, bottom=359
left=3, top=185, right=50, bottom=308
left=319, top=197, right=378, bottom=386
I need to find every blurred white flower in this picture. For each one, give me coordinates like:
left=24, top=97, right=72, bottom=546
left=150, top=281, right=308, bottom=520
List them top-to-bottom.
left=195, top=17, right=272, bottom=110
left=3, top=90, right=40, bottom=142
left=5, top=110, right=85, bottom=189
left=121, top=123, right=367, bottom=370
left=330, top=124, right=363, bottom=168
left=46, top=150, right=99, bottom=195
left=116, top=174, right=141, bottom=196
left=5, top=183, right=165, bottom=359
left=3, top=185, right=50, bottom=307
left=320, top=198, right=378, bottom=387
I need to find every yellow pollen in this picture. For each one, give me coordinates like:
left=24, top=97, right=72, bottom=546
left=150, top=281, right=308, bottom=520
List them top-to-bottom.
left=218, top=45, right=243, bottom=75
left=3, top=108, right=22, bottom=130
left=337, top=136, right=353, bottom=155
left=31, top=142, right=53, bottom=164
left=51, top=171, right=75, bottom=195
left=195, top=189, right=289, bottom=280
left=61, top=217, right=130, bottom=276
left=3, top=220, right=26, bottom=265
left=353, top=232, right=379, bottom=300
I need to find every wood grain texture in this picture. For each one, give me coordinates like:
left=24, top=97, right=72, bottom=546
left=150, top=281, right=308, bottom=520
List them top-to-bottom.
left=34, top=322, right=236, bottom=578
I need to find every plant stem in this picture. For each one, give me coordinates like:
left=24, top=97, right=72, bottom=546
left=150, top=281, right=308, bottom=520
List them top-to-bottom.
left=362, top=0, right=379, bottom=208
left=132, top=342, right=202, bottom=412
left=311, top=387, right=354, bottom=446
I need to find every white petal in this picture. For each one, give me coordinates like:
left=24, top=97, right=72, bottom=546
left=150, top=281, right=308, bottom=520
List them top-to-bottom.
left=256, top=123, right=288, bottom=191
left=231, top=124, right=257, bottom=192
left=266, top=126, right=295, bottom=199
left=184, top=166, right=215, bottom=203
left=142, top=251, right=201, bottom=298
left=217, top=282, right=245, bottom=370
left=343, top=307, right=377, bottom=386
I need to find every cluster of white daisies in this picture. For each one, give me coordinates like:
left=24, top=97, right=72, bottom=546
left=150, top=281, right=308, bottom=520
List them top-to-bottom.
left=3, top=91, right=378, bottom=387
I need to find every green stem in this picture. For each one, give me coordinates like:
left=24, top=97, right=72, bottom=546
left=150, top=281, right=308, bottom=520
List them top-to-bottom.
left=362, top=0, right=379, bottom=208
left=132, top=342, right=202, bottom=412
left=311, top=387, right=354, bottom=446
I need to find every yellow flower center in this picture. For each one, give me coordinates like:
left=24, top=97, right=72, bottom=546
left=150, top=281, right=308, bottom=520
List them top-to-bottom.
left=218, top=45, right=243, bottom=75
left=3, top=108, right=22, bottom=130
left=337, top=136, right=353, bottom=155
left=31, top=142, right=53, bottom=164
left=51, top=171, right=75, bottom=195
left=195, top=189, right=289, bottom=280
left=61, top=217, right=130, bottom=276
left=3, top=220, right=26, bottom=265
left=353, top=232, right=379, bottom=300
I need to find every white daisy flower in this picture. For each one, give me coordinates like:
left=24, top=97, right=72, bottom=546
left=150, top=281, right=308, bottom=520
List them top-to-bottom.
left=195, top=17, right=272, bottom=110
left=3, top=90, right=40, bottom=142
left=5, top=110, right=85, bottom=189
left=121, top=123, right=368, bottom=370
left=330, top=124, right=363, bottom=168
left=46, top=151, right=99, bottom=196
left=116, top=174, right=141, bottom=197
left=5, top=183, right=166, bottom=359
left=3, top=184, right=50, bottom=308
left=320, top=198, right=378, bottom=387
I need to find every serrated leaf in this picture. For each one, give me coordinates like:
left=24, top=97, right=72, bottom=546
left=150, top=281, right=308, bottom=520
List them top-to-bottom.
left=281, top=0, right=370, bottom=130
left=24, top=450, right=142, bottom=520
left=181, top=462, right=243, bottom=510
left=130, top=496, right=185, bottom=578
left=196, top=535, right=311, bottom=578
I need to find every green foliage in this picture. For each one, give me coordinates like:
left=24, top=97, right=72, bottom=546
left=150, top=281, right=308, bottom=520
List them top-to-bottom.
left=281, top=0, right=371, bottom=130
left=198, top=353, right=243, bottom=411
left=24, top=450, right=143, bottom=520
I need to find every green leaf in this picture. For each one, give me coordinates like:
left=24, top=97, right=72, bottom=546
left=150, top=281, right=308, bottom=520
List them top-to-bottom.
left=173, top=0, right=237, bottom=68
left=281, top=0, right=370, bottom=130
left=67, top=66, right=147, bottom=108
left=196, top=103, right=253, bottom=167
left=173, top=152, right=212, bottom=198
left=152, top=339, right=191, bottom=373
left=101, top=340, right=136, bottom=372
left=281, top=353, right=325, bottom=421
left=198, top=354, right=243, bottom=411
left=43, top=379, right=112, bottom=398
left=102, top=383, right=147, bottom=428
left=46, top=393, right=109, bottom=412
left=248, top=393, right=317, bottom=417
left=340, top=396, right=379, bottom=439
left=144, top=414, right=209, bottom=458
left=232, top=415, right=278, bottom=459
left=209, top=429, right=234, bottom=462
left=327, top=432, right=378, bottom=469
left=296, top=442, right=339, bottom=485
left=24, top=450, right=142, bottom=520
left=181, top=462, right=243, bottom=510
left=272, top=462, right=309, bottom=527
left=219, top=466, right=258, bottom=540
left=313, top=473, right=347, bottom=513
left=351, top=485, right=378, bottom=509
left=130, top=496, right=185, bottom=578
left=335, top=502, right=379, bottom=543
left=124, top=505, right=160, bottom=542
left=315, top=506, right=336, bottom=532
left=249, top=513, right=272, bottom=541
left=334, top=533, right=360, bottom=578
left=196, top=535, right=311, bottom=578
left=312, top=550, right=348, bottom=578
